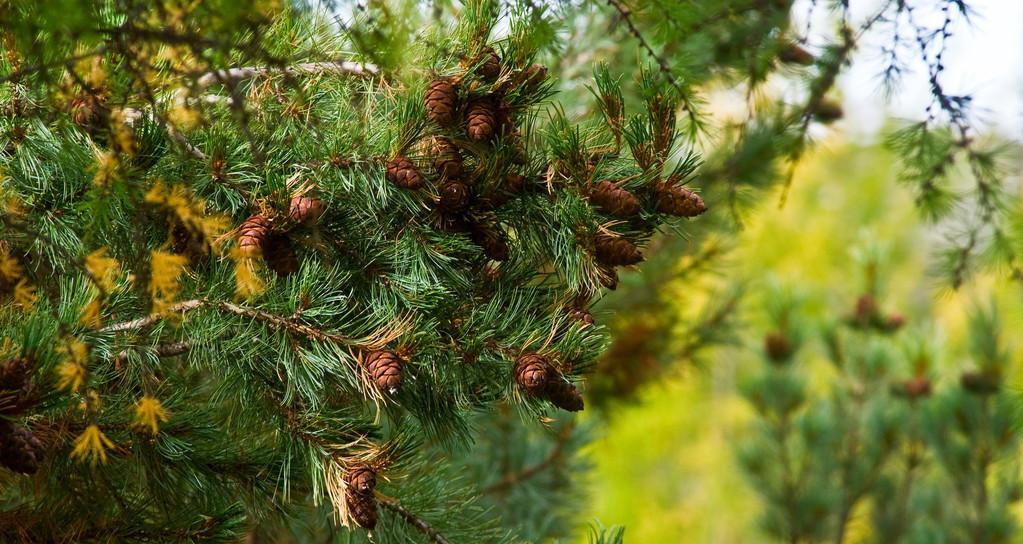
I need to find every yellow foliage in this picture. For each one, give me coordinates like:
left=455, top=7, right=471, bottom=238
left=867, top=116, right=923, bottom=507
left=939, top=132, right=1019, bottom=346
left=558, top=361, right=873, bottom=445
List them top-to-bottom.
left=167, top=98, right=200, bottom=131
left=109, top=108, right=136, bottom=156
left=91, top=149, right=120, bottom=187
left=144, top=181, right=230, bottom=249
left=84, top=246, right=121, bottom=292
left=230, top=247, right=265, bottom=300
left=0, top=248, right=22, bottom=282
left=149, top=250, right=189, bottom=312
left=11, top=278, right=36, bottom=312
left=79, top=295, right=102, bottom=328
left=57, top=362, right=87, bottom=394
left=132, top=395, right=170, bottom=435
left=71, top=424, right=115, bottom=465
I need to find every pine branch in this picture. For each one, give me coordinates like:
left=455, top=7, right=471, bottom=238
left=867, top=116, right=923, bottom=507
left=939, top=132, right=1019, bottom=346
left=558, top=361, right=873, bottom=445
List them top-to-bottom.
left=195, top=61, right=380, bottom=89
left=99, top=299, right=206, bottom=333
left=112, top=341, right=190, bottom=369
left=483, top=422, right=573, bottom=494
left=377, top=496, right=452, bottom=544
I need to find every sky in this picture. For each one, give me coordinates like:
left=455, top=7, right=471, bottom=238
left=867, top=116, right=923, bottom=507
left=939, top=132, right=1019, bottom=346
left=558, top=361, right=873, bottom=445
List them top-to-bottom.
left=806, top=0, right=1023, bottom=141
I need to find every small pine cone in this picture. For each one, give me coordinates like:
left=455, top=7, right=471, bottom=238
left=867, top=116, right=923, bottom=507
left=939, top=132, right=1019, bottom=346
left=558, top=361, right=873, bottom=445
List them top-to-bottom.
left=778, top=43, right=814, bottom=65
left=477, top=47, right=501, bottom=81
left=522, top=63, right=548, bottom=90
left=425, top=78, right=458, bottom=125
left=69, top=94, right=109, bottom=136
left=465, top=97, right=498, bottom=142
left=813, top=99, right=843, bottom=123
left=428, top=136, right=463, bottom=178
left=386, top=156, right=425, bottom=189
left=505, top=173, right=527, bottom=194
left=438, top=180, right=471, bottom=213
left=589, top=180, right=641, bottom=217
left=651, top=182, right=706, bottom=217
left=289, top=195, right=325, bottom=226
left=237, top=215, right=272, bottom=258
left=172, top=222, right=207, bottom=263
left=471, top=224, right=509, bottom=261
left=263, top=232, right=299, bottom=276
left=593, top=234, right=643, bottom=267
left=597, top=265, right=619, bottom=290
left=853, top=294, right=878, bottom=325
left=566, top=307, right=595, bottom=326
left=764, top=332, right=792, bottom=363
left=363, top=350, right=403, bottom=394
left=514, top=353, right=550, bottom=395
left=0, top=357, right=31, bottom=393
left=960, top=371, right=1000, bottom=395
left=893, top=376, right=931, bottom=399
left=545, top=379, right=584, bottom=412
left=0, top=421, right=42, bottom=474
left=347, top=463, right=377, bottom=495
left=346, top=489, right=378, bottom=530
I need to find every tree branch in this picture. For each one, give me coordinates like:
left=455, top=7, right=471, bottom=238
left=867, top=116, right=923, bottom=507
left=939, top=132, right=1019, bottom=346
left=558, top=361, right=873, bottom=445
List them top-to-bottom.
left=195, top=61, right=379, bottom=89
left=99, top=299, right=206, bottom=333
left=483, top=423, right=574, bottom=494
left=377, top=496, right=452, bottom=544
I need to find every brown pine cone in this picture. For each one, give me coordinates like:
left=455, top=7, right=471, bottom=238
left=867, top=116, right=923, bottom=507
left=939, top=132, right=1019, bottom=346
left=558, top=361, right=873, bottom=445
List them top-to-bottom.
left=778, top=43, right=814, bottom=65
left=477, top=47, right=501, bottom=81
left=522, top=63, right=548, bottom=90
left=425, top=77, right=458, bottom=125
left=69, top=94, right=110, bottom=137
left=465, top=97, right=498, bottom=142
left=813, top=99, right=843, bottom=123
left=427, top=136, right=463, bottom=178
left=386, top=156, right=425, bottom=189
left=505, top=173, right=527, bottom=194
left=438, top=180, right=471, bottom=213
left=589, top=180, right=641, bottom=217
left=651, top=182, right=706, bottom=217
left=289, top=195, right=325, bottom=226
left=237, top=215, right=272, bottom=258
left=172, top=222, right=207, bottom=263
left=471, top=223, right=509, bottom=261
left=263, top=232, right=299, bottom=276
left=593, top=234, right=643, bottom=267
left=566, top=307, right=595, bottom=326
left=764, top=332, right=792, bottom=363
left=363, top=350, right=403, bottom=394
left=514, top=353, right=550, bottom=395
left=0, top=357, right=31, bottom=393
left=961, top=371, right=1000, bottom=395
left=893, top=376, right=932, bottom=399
left=545, top=379, right=584, bottom=412
left=0, top=421, right=42, bottom=474
left=347, top=463, right=377, bottom=495
left=345, top=489, right=378, bottom=530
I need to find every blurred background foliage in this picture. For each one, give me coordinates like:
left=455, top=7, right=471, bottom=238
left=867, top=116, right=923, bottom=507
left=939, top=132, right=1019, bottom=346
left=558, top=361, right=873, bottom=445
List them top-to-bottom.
left=585, top=139, right=1023, bottom=543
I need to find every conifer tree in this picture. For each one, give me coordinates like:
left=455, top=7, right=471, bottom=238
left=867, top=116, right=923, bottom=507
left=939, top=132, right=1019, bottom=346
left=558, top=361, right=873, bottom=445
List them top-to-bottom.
left=0, top=1, right=709, bottom=541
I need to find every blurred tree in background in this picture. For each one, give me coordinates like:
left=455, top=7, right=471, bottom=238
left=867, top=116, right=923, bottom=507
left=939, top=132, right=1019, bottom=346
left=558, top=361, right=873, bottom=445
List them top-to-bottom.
left=1, top=0, right=1019, bottom=543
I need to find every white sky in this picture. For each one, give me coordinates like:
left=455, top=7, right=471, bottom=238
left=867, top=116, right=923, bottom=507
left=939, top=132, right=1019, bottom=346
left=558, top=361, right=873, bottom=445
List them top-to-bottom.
left=801, top=0, right=1023, bottom=142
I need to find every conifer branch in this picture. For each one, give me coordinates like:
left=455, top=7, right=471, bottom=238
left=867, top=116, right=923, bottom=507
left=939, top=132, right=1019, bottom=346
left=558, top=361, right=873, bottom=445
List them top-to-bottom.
left=195, top=61, right=380, bottom=89
left=99, top=299, right=206, bottom=333
left=483, top=422, right=573, bottom=494
left=377, top=496, right=452, bottom=544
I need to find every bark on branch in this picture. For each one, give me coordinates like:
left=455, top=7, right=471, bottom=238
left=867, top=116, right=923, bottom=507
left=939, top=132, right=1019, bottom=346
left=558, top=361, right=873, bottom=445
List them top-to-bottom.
left=195, top=61, right=380, bottom=89
left=377, top=496, right=452, bottom=544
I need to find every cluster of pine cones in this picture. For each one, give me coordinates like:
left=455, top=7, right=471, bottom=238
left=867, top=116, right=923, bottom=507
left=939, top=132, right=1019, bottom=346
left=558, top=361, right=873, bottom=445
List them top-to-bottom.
left=235, top=193, right=325, bottom=275
left=0, top=356, right=42, bottom=474
left=345, top=462, right=379, bottom=529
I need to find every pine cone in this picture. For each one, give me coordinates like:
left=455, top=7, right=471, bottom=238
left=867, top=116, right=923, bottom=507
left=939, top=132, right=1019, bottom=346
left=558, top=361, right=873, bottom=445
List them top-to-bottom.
left=778, top=43, right=814, bottom=65
left=476, top=47, right=501, bottom=81
left=522, top=63, right=548, bottom=90
left=425, top=77, right=458, bottom=125
left=69, top=94, right=110, bottom=137
left=465, top=97, right=498, bottom=142
left=813, top=99, right=843, bottom=123
left=427, top=136, right=463, bottom=178
left=386, top=156, right=425, bottom=189
left=438, top=180, right=471, bottom=213
left=589, top=180, right=641, bottom=217
left=651, top=182, right=706, bottom=217
left=289, top=195, right=324, bottom=226
left=237, top=215, right=272, bottom=258
left=172, top=222, right=207, bottom=263
left=471, top=223, right=509, bottom=261
left=263, top=232, right=298, bottom=276
left=593, top=234, right=643, bottom=266
left=566, top=307, right=595, bottom=326
left=764, top=332, right=792, bottom=363
left=363, top=350, right=403, bottom=394
left=514, top=353, right=550, bottom=395
left=0, top=357, right=31, bottom=393
left=961, top=371, right=1000, bottom=395
left=893, top=376, right=931, bottom=399
left=545, top=379, right=584, bottom=412
left=0, top=421, right=42, bottom=474
left=347, top=463, right=377, bottom=495
left=345, top=488, right=378, bottom=530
